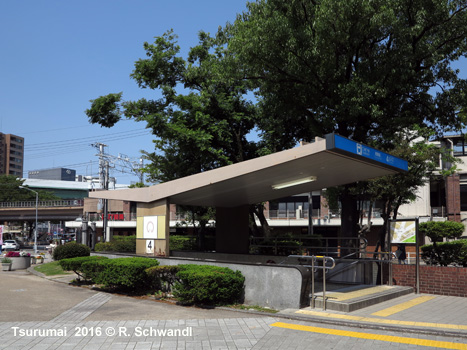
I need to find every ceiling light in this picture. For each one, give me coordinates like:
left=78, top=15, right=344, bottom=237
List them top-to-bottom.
left=272, top=176, right=317, bottom=190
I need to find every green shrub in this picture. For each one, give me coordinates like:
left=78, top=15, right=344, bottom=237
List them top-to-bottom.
left=419, top=221, right=465, bottom=242
left=169, top=235, right=216, bottom=251
left=94, top=236, right=136, bottom=252
left=170, top=236, right=198, bottom=251
left=112, top=237, right=136, bottom=252
left=421, top=239, right=467, bottom=266
left=53, top=242, right=91, bottom=261
left=94, top=242, right=113, bottom=252
left=59, top=256, right=108, bottom=281
left=92, top=257, right=159, bottom=292
left=80, top=258, right=109, bottom=282
left=173, top=264, right=245, bottom=305
left=146, top=265, right=181, bottom=292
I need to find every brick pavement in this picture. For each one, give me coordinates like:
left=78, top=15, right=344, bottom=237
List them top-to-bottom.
left=1, top=260, right=467, bottom=349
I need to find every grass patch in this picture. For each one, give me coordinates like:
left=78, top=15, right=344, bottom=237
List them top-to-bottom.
left=34, top=261, right=72, bottom=276
left=227, top=304, right=279, bottom=314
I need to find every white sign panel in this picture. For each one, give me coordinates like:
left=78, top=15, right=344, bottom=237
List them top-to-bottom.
left=143, top=216, right=158, bottom=239
left=390, top=220, right=416, bottom=243
left=146, top=240, right=155, bottom=254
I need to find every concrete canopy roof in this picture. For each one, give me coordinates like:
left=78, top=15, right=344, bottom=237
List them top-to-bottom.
left=90, top=134, right=408, bottom=208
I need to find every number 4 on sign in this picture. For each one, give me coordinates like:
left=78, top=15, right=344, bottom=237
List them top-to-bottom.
left=146, top=240, right=154, bottom=254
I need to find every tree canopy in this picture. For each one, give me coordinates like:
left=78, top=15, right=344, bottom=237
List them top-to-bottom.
left=86, top=0, right=467, bottom=244
left=223, top=0, right=467, bottom=148
left=86, top=30, right=260, bottom=184
left=0, top=175, right=58, bottom=202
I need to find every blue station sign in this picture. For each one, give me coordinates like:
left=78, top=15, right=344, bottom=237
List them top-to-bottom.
left=325, top=134, right=408, bottom=172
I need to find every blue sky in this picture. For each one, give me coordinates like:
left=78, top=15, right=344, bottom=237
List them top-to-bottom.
left=0, top=0, right=249, bottom=184
left=1, top=1, right=466, bottom=185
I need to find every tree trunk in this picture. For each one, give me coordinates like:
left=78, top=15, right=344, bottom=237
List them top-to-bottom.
left=250, top=204, right=271, bottom=238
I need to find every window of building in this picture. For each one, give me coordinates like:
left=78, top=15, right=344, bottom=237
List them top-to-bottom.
left=460, top=185, right=467, bottom=212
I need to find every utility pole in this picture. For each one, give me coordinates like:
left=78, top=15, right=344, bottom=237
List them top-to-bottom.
left=91, top=143, right=144, bottom=244
left=91, top=143, right=110, bottom=244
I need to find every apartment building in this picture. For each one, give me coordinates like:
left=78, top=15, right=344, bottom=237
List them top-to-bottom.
left=0, top=133, right=24, bottom=176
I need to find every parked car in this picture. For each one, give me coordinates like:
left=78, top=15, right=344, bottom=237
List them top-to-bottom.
left=3, top=240, right=20, bottom=251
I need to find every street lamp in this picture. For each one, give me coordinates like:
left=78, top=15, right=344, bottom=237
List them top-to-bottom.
left=19, top=186, right=38, bottom=254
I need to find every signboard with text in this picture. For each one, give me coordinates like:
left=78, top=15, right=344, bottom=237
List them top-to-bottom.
left=326, top=134, right=409, bottom=172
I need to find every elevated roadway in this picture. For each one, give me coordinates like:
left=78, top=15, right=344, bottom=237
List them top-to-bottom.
left=0, top=200, right=83, bottom=221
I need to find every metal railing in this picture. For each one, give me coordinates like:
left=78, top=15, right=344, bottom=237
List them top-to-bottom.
left=0, top=199, right=84, bottom=208
left=431, top=206, right=446, bottom=217
left=249, top=236, right=367, bottom=257
left=289, top=255, right=336, bottom=311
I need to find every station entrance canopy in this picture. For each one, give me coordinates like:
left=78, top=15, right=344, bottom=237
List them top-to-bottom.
left=90, top=134, right=408, bottom=256
left=91, top=134, right=408, bottom=206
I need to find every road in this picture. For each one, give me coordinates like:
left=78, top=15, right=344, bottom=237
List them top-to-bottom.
left=0, top=269, right=466, bottom=349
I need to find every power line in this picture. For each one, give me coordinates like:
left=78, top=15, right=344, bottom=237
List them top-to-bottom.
left=24, top=129, right=151, bottom=150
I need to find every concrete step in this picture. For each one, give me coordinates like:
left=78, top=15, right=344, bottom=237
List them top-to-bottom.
left=311, top=285, right=414, bottom=312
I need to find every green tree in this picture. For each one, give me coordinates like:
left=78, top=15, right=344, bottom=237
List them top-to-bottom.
left=222, top=0, right=467, bottom=240
left=86, top=31, right=270, bottom=239
left=367, top=128, right=458, bottom=252
left=0, top=175, right=58, bottom=202
left=419, top=221, right=465, bottom=265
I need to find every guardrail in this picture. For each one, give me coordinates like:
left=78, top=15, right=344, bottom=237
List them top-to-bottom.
left=0, top=200, right=84, bottom=208
left=249, top=236, right=367, bottom=257
left=289, top=255, right=336, bottom=310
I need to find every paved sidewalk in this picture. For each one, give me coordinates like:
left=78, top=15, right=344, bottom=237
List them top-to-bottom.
left=1, top=263, right=467, bottom=349
left=279, top=292, right=467, bottom=339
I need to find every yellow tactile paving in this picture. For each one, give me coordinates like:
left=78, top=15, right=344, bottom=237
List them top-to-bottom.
left=323, top=285, right=393, bottom=301
left=371, top=295, right=436, bottom=317
left=295, top=310, right=467, bottom=331
left=271, top=322, right=467, bottom=349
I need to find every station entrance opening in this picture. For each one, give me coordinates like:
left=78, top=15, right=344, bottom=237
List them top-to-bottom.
left=91, top=133, right=409, bottom=309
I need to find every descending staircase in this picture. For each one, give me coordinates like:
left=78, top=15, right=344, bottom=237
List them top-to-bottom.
left=311, top=284, right=414, bottom=312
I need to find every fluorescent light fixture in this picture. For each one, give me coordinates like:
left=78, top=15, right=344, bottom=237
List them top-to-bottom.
left=272, top=176, right=317, bottom=190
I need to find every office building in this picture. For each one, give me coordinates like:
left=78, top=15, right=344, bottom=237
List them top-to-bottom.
left=0, top=133, right=24, bottom=176
left=28, top=167, right=76, bottom=181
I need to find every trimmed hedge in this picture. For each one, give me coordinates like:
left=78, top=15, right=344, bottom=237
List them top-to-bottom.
left=419, top=221, right=465, bottom=242
left=95, top=235, right=136, bottom=252
left=169, top=235, right=216, bottom=251
left=169, top=236, right=198, bottom=251
left=421, top=239, right=467, bottom=267
left=53, top=242, right=91, bottom=261
left=94, top=242, right=113, bottom=252
left=59, top=256, right=108, bottom=281
left=87, top=257, right=159, bottom=292
left=173, top=264, right=245, bottom=305
left=146, top=265, right=181, bottom=293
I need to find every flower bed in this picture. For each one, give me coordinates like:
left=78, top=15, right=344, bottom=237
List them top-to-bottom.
left=4, top=251, right=31, bottom=270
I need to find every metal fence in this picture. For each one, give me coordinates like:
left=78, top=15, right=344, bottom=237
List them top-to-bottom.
left=0, top=199, right=84, bottom=208
left=249, top=235, right=368, bottom=257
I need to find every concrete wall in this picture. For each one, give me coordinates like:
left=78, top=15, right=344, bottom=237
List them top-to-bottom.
left=398, top=182, right=432, bottom=217
left=92, top=252, right=309, bottom=310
